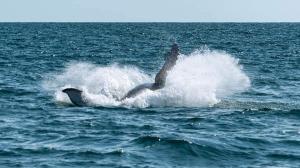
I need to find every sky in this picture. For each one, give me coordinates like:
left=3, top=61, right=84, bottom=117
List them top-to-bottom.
left=0, top=0, right=300, bottom=22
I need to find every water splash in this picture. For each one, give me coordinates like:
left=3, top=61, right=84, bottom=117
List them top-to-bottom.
left=43, top=49, right=250, bottom=108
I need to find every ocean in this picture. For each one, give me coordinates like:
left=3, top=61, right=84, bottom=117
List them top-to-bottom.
left=0, top=23, right=299, bottom=167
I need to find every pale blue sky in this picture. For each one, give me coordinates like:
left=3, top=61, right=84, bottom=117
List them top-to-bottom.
left=0, top=0, right=300, bottom=22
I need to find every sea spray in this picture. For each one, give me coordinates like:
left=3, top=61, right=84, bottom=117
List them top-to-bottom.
left=44, top=49, right=250, bottom=108
left=164, top=49, right=250, bottom=107
left=44, top=62, right=151, bottom=107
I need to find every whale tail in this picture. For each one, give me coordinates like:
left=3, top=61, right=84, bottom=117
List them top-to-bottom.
left=62, top=88, right=86, bottom=106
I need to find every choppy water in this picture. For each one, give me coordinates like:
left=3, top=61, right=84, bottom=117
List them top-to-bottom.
left=0, top=23, right=299, bottom=167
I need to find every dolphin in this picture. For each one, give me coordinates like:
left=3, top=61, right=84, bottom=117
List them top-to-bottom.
left=62, top=43, right=179, bottom=106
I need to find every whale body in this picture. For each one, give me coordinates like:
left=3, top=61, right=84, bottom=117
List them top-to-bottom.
left=62, top=44, right=179, bottom=106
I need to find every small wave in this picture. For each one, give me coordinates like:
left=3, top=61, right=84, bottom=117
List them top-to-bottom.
left=43, top=48, right=250, bottom=108
left=0, top=86, right=36, bottom=96
left=215, top=100, right=298, bottom=111
left=278, top=109, right=300, bottom=118
left=289, top=109, right=300, bottom=113
left=131, top=135, right=251, bottom=160
left=132, top=135, right=161, bottom=146
left=131, top=136, right=199, bottom=157
left=234, top=137, right=271, bottom=146
left=278, top=140, right=300, bottom=146
left=8, top=146, right=124, bottom=159
left=12, top=147, right=58, bottom=155
left=62, top=149, right=124, bottom=158
left=0, top=150, right=21, bottom=157
left=267, top=153, right=300, bottom=161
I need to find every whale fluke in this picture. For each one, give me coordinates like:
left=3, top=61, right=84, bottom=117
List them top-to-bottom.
left=62, top=88, right=87, bottom=106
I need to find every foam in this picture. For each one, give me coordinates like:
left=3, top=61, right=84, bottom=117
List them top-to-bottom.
left=43, top=48, right=250, bottom=108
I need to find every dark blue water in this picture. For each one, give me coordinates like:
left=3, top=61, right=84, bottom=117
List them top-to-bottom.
left=0, top=23, right=300, bottom=167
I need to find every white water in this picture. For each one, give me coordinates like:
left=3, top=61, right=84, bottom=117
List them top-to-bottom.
left=44, top=49, right=250, bottom=108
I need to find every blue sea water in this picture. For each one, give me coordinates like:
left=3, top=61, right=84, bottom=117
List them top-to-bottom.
left=0, top=23, right=299, bottom=167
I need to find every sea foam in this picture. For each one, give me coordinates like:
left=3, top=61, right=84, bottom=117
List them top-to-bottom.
left=43, top=49, right=250, bottom=108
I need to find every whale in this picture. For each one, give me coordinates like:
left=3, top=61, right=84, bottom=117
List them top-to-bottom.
left=62, top=43, right=179, bottom=106
left=62, top=88, right=86, bottom=106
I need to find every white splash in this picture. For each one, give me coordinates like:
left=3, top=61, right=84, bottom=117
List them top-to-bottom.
left=43, top=49, right=250, bottom=108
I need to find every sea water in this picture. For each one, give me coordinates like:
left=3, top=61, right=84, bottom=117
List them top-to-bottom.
left=0, top=23, right=299, bottom=167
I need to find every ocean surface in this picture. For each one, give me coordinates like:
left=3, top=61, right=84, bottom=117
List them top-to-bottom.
left=0, top=23, right=299, bottom=167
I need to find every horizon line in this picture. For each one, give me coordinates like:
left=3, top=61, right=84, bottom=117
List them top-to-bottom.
left=0, top=21, right=300, bottom=23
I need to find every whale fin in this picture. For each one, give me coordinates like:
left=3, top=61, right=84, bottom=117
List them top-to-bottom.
left=154, top=43, right=179, bottom=89
left=121, top=83, right=153, bottom=100
left=62, top=88, right=87, bottom=106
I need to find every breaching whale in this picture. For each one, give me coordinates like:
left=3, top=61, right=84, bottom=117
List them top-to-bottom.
left=62, top=43, right=179, bottom=106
